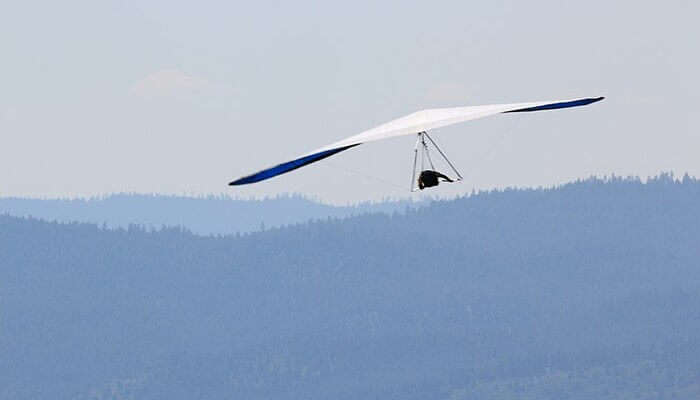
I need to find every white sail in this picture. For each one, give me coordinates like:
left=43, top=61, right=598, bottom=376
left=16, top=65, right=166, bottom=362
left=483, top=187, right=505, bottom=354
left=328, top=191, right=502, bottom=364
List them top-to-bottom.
left=230, top=97, right=604, bottom=186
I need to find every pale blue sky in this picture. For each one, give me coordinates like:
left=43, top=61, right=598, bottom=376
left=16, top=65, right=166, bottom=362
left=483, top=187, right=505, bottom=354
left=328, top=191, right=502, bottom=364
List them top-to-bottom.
left=1, top=1, right=697, bottom=203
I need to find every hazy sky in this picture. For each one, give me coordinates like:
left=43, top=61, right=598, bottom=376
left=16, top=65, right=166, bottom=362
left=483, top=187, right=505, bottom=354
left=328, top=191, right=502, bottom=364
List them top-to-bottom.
left=1, top=1, right=697, bottom=203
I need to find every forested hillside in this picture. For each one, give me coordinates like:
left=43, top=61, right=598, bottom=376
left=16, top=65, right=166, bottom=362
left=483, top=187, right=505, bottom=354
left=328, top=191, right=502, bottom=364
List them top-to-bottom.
left=2, top=174, right=700, bottom=399
left=0, top=194, right=418, bottom=235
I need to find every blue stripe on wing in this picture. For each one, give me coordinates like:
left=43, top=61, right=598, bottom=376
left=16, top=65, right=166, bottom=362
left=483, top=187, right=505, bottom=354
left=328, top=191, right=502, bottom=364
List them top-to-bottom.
left=504, top=96, right=604, bottom=113
left=229, top=144, right=360, bottom=185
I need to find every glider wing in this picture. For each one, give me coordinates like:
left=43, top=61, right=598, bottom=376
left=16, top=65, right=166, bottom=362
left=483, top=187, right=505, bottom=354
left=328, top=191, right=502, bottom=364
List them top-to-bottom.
left=229, top=96, right=603, bottom=185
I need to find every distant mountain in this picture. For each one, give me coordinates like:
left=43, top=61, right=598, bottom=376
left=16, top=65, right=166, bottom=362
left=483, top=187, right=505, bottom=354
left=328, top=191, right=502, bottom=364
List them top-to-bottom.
left=1, top=173, right=699, bottom=400
left=0, top=194, right=422, bottom=235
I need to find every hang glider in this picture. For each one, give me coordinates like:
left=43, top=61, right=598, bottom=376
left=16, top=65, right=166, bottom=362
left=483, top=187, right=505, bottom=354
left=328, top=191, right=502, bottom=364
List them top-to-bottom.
left=229, top=96, right=604, bottom=188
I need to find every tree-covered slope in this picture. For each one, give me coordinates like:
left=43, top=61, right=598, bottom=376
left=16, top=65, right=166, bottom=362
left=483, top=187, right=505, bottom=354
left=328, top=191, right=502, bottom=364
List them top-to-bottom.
left=1, top=174, right=699, bottom=399
left=0, top=194, right=418, bottom=235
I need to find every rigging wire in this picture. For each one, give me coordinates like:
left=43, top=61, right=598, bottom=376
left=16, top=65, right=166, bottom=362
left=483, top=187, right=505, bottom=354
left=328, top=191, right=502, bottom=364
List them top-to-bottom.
left=313, top=127, right=514, bottom=195
left=423, top=131, right=462, bottom=180
left=411, top=134, right=420, bottom=191
left=423, top=138, right=435, bottom=170
left=323, top=161, right=409, bottom=194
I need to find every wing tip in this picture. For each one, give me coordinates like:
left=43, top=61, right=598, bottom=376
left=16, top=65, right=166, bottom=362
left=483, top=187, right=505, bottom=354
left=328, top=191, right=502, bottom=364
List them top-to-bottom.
left=505, top=96, right=605, bottom=113
left=227, top=143, right=361, bottom=187
left=228, top=175, right=256, bottom=186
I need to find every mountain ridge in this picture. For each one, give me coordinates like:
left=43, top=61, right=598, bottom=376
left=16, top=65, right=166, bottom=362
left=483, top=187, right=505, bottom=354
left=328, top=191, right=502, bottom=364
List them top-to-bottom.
left=1, top=173, right=699, bottom=399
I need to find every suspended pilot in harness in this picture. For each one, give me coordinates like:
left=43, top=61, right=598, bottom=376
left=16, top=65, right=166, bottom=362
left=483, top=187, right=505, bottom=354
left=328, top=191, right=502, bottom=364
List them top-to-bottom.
left=412, top=131, right=461, bottom=191
left=418, top=170, right=454, bottom=190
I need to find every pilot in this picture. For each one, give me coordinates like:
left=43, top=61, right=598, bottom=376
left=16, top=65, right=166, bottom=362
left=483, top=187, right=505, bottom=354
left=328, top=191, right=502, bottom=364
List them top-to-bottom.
left=418, top=170, right=453, bottom=190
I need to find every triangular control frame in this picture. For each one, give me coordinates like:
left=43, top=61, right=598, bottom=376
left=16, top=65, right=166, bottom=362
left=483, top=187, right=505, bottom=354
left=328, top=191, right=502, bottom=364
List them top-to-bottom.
left=410, top=131, right=463, bottom=192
